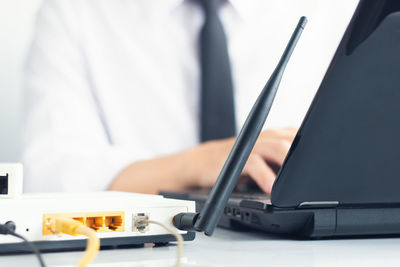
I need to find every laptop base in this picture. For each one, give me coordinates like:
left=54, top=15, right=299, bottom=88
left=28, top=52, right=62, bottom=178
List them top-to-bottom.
left=162, top=191, right=400, bottom=239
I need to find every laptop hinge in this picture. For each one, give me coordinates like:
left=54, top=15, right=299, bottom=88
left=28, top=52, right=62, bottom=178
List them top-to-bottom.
left=298, top=201, right=339, bottom=209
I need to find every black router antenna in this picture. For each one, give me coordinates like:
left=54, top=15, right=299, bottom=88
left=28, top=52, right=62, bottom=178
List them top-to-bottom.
left=173, top=16, right=307, bottom=236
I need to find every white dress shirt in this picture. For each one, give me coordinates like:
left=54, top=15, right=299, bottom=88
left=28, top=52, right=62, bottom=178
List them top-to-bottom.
left=22, top=0, right=358, bottom=192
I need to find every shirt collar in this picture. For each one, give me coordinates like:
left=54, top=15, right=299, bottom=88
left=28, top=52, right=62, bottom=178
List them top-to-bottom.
left=160, top=0, right=251, bottom=21
left=228, top=0, right=252, bottom=21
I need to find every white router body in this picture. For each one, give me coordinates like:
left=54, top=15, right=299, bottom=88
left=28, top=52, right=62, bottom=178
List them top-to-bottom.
left=0, top=164, right=196, bottom=252
left=0, top=192, right=196, bottom=252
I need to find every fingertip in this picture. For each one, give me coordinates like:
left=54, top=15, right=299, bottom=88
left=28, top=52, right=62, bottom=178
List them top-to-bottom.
left=261, top=176, right=275, bottom=195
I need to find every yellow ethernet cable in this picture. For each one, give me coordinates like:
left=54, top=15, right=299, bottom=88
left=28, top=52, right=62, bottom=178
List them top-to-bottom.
left=47, top=217, right=100, bottom=267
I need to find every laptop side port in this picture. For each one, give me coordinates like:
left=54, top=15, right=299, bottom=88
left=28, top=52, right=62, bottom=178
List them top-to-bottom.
left=224, top=207, right=232, bottom=216
left=233, top=208, right=241, bottom=218
left=43, top=211, right=125, bottom=235
left=243, top=211, right=251, bottom=222
left=133, top=213, right=149, bottom=233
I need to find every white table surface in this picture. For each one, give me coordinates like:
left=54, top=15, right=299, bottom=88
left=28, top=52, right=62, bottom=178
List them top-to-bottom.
left=1, top=227, right=400, bottom=267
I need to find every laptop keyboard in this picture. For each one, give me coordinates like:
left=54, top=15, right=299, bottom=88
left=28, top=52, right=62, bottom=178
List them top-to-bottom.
left=231, top=181, right=271, bottom=201
left=182, top=183, right=271, bottom=203
left=230, top=192, right=270, bottom=201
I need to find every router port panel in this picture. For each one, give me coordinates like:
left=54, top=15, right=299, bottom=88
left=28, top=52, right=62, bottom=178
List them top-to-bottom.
left=0, top=192, right=195, bottom=244
left=43, top=211, right=125, bottom=235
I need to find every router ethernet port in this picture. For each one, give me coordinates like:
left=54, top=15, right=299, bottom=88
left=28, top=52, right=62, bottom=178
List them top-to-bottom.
left=0, top=174, right=8, bottom=195
left=43, top=211, right=125, bottom=235
left=133, top=213, right=149, bottom=233
left=105, top=215, right=123, bottom=231
left=86, top=216, right=103, bottom=231
left=73, top=217, right=84, bottom=224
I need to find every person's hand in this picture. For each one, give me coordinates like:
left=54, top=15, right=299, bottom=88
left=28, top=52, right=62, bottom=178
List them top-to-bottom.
left=110, top=128, right=297, bottom=195
left=184, top=128, right=297, bottom=194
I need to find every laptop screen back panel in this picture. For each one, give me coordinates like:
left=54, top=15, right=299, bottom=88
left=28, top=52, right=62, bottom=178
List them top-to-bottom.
left=272, top=0, right=400, bottom=208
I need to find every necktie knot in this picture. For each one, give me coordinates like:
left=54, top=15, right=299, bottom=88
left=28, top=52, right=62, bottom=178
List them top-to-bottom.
left=196, top=0, right=224, bottom=14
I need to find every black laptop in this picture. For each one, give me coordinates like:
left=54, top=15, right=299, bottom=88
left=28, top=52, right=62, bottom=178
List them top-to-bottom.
left=162, top=0, right=400, bottom=238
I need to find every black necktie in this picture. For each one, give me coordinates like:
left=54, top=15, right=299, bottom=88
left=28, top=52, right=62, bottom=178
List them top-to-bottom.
left=198, top=0, right=236, bottom=142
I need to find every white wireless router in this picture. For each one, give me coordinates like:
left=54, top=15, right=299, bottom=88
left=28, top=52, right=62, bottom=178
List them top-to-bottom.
left=0, top=164, right=196, bottom=253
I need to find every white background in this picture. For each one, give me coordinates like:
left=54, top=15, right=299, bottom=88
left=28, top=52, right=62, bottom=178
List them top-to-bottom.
left=0, top=0, right=42, bottom=161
